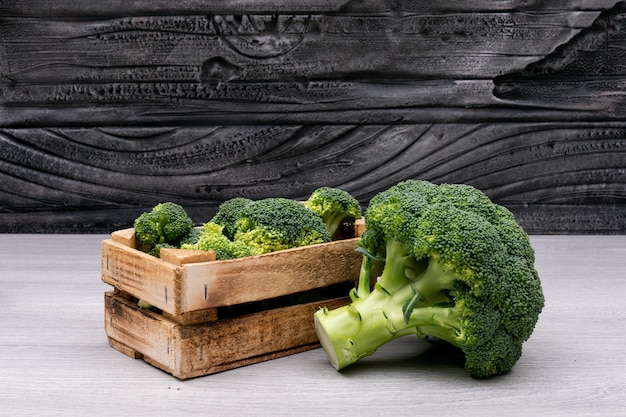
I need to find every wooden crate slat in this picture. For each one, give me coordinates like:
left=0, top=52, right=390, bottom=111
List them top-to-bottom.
left=102, top=228, right=362, bottom=315
left=111, top=228, right=137, bottom=248
left=181, top=238, right=362, bottom=311
left=160, top=247, right=217, bottom=266
left=104, top=291, right=350, bottom=379
left=161, top=308, right=219, bottom=326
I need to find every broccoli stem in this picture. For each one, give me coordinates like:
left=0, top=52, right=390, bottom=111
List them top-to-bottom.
left=156, top=214, right=169, bottom=244
left=325, top=215, right=348, bottom=238
left=376, top=239, right=413, bottom=294
left=378, top=239, right=457, bottom=299
left=315, top=240, right=462, bottom=370
left=349, top=256, right=375, bottom=301
left=411, top=256, right=458, bottom=301
left=314, top=284, right=461, bottom=370
left=315, top=284, right=397, bottom=370
left=388, top=306, right=461, bottom=347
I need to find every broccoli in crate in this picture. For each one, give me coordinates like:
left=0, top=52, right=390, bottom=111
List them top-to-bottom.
left=314, top=180, right=545, bottom=378
left=304, top=187, right=362, bottom=239
left=185, top=197, right=333, bottom=257
left=210, top=197, right=253, bottom=241
left=228, top=197, right=332, bottom=254
left=133, top=202, right=196, bottom=257
left=181, top=221, right=255, bottom=260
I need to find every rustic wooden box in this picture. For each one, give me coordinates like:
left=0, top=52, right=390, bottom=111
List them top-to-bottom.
left=102, top=222, right=364, bottom=379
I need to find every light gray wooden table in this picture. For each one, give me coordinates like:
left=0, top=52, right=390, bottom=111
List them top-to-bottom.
left=1, top=234, right=624, bottom=417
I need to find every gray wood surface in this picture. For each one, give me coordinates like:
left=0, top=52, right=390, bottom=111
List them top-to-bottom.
left=1, top=2, right=625, bottom=234
left=0, top=233, right=624, bottom=416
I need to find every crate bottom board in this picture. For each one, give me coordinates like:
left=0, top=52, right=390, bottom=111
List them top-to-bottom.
left=104, top=291, right=349, bottom=379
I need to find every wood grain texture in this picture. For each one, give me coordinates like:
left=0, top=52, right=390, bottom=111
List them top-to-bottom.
left=1, top=1, right=625, bottom=233
left=104, top=291, right=351, bottom=379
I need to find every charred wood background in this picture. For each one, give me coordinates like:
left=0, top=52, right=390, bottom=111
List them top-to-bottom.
left=1, top=1, right=625, bottom=233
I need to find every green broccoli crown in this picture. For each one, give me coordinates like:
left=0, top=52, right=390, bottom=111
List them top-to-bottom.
left=315, top=180, right=544, bottom=378
left=359, top=180, right=437, bottom=257
left=304, top=187, right=362, bottom=236
left=211, top=197, right=254, bottom=240
left=233, top=197, right=332, bottom=254
left=134, top=202, right=194, bottom=247
left=182, top=222, right=256, bottom=260
left=178, top=227, right=202, bottom=247
left=148, top=242, right=177, bottom=258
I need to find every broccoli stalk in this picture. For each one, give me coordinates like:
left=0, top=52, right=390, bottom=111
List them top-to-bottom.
left=314, top=180, right=544, bottom=378
left=316, top=238, right=458, bottom=370
left=316, top=287, right=461, bottom=370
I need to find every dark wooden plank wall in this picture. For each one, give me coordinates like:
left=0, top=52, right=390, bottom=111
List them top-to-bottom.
left=1, top=1, right=625, bottom=233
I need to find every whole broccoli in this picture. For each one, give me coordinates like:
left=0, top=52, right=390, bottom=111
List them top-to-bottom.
left=314, top=180, right=544, bottom=378
left=304, top=187, right=362, bottom=239
left=211, top=197, right=253, bottom=240
left=233, top=197, right=332, bottom=254
left=134, top=202, right=194, bottom=250
left=181, top=222, right=256, bottom=260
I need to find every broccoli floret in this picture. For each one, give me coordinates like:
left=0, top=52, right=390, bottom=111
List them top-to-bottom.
left=314, top=180, right=544, bottom=378
left=304, top=187, right=362, bottom=239
left=182, top=196, right=333, bottom=259
left=211, top=197, right=254, bottom=240
left=233, top=197, right=332, bottom=254
left=134, top=202, right=194, bottom=251
left=181, top=222, right=256, bottom=260
left=178, top=227, right=203, bottom=246
left=148, top=242, right=177, bottom=258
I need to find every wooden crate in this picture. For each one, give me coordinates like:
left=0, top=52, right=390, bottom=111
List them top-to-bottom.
left=102, top=221, right=364, bottom=378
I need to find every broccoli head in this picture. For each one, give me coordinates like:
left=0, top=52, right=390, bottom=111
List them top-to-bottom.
left=314, top=180, right=544, bottom=378
left=304, top=187, right=362, bottom=238
left=211, top=197, right=254, bottom=240
left=233, top=197, right=332, bottom=254
left=134, top=202, right=194, bottom=249
left=181, top=222, right=256, bottom=260
left=178, top=227, right=203, bottom=247
left=148, top=242, right=177, bottom=258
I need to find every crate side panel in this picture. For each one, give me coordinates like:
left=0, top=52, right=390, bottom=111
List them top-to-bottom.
left=181, top=238, right=361, bottom=311
left=101, top=239, right=182, bottom=314
left=104, top=291, right=182, bottom=375
left=176, top=296, right=350, bottom=378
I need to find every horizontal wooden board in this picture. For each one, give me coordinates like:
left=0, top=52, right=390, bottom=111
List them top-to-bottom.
left=1, top=1, right=622, bottom=16
left=1, top=2, right=625, bottom=233
left=1, top=6, right=622, bottom=125
left=4, top=121, right=625, bottom=233
left=101, top=233, right=362, bottom=315
left=104, top=290, right=351, bottom=379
